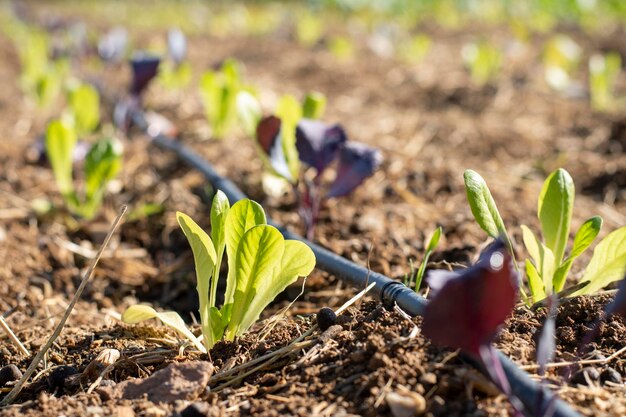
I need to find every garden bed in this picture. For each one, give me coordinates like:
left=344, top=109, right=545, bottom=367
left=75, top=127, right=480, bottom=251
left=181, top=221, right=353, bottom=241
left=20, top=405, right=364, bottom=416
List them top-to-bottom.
left=1, top=2, right=625, bottom=416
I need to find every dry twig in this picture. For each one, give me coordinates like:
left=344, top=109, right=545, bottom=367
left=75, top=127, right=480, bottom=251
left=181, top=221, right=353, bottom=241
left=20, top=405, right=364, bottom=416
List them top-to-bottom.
left=0, top=206, right=127, bottom=406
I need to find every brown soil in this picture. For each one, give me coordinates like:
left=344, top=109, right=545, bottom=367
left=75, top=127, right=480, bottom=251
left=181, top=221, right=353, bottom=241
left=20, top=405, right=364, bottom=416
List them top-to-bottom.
left=1, top=2, right=625, bottom=417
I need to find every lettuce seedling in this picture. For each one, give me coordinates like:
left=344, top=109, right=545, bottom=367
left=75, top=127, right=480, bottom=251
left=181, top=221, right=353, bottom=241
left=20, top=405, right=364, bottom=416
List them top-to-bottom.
left=5, top=22, right=68, bottom=108
left=159, top=28, right=192, bottom=90
left=543, top=35, right=581, bottom=92
left=461, top=40, right=502, bottom=86
left=130, top=52, right=161, bottom=97
left=589, top=52, right=621, bottom=112
left=114, top=53, right=161, bottom=132
left=200, top=59, right=258, bottom=140
left=67, top=82, right=100, bottom=135
left=256, top=107, right=382, bottom=239
left=45, top=119, right=122, bottom=219
left=464, top=168, right=626, bottom=303
left=122, top=192, right=315, bottom=351
left=409, top=226, right=442, bottom=292
left=423, top=240, right=522, bottom=413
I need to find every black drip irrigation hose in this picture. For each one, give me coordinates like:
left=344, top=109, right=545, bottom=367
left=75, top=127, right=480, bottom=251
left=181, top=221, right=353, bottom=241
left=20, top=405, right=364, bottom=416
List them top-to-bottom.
left=132, top=112, right=581, bottom=417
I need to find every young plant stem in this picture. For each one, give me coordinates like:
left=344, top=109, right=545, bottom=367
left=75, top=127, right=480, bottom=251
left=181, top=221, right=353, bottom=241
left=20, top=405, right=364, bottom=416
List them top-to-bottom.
left=0, top=205, right=127, bottom=406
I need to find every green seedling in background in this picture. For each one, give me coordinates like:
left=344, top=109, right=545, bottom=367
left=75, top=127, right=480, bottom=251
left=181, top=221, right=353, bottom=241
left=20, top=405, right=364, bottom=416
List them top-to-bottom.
left=296, top=12, right=324, bottom=46
left=3, top=22, right=68, bottom=108
left=398, top=34, right=432, bottom=64
left=543, top=34, right=581, bottom=92
left=328, top=36, right=355, bottom=61
left=461, top=40, right=502, bottom=86
left=589, top=52, right=621, bottom=112
left=200, top=59, right=258, bottom=139
left=159, top=61, right=192, bottom=90
left=67, top=82, right=100, bottom=134
left=302, top=91, right=327, bottom=119
left=275, top=94, right=303, bottom=181
left=45, top=118, right=122, bottom=220
left=464, top=169, right=626, bottom=303
left=123, top=192, right=316, bottom=351
left=410, top=226, right=442, bottom=292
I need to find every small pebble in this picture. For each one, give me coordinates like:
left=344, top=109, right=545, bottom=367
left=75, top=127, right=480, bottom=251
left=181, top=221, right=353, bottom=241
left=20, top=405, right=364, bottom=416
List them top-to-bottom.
left=317, top=307, right=337, bottom=331
left=0, top=365, right=22, bottom=387
left=47, top=365, right=78, bottom=391
left=571, top=367, right=600, bottom=385
left=600, top=368, right=622, bottom=385
left=181, top=402, right=211, bottom=417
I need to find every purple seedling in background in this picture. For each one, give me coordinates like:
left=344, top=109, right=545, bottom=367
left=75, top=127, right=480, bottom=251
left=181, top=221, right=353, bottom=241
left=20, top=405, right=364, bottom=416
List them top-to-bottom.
left=98, top=27, right=128, bottom=63
left=167, top=28, right=186, bottom=66
left=129, top=52, right=161, bottom=97
left=114, top=53, right=161, bottom=133
left=257, top=116, right=381, bottom=239
left=423, top=240, right=525, bottom=416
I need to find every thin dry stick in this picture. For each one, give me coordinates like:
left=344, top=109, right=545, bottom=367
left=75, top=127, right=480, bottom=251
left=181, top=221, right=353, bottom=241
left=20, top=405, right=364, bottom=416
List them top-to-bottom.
left=0, top=206, right=127, bottom=406
left=0, top=316, right=29, bottom=356
left=519, top=346, right=626, bottom=371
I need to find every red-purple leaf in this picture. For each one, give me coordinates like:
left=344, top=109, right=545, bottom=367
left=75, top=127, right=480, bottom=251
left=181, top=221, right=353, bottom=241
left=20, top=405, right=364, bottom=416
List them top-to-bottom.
left=130, top=53, right=161, bottom=96
left=113, top=96, right=139, bottom=132
left=255, top=116, right=293, bottom=181
left=295, top=119, right=346, bottom=174
left=326, top=142, right=382, bottom=198
left=422, top=240, right=519, bottom=356
left=605, top=273, right=626, bottom=318
left=536, top=295, right=557, bottom=377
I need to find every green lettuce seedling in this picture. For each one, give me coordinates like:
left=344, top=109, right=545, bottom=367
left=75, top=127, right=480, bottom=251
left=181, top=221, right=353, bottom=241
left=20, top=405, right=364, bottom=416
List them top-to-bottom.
left=4, top=22, right=68, bottom=108
left=543, top=35, right=581, bottom=91
left=461, top=40, right=502, bottom=86
left=589, top=52, right=621, bottom=112
left=200, top=59, right=259, bottom=139
left=67, top=82, right=100, bottom=135
left=45, top=119, right=122, bottom=219
left=464, top=168, right=626, bottom=303
left=122, top=192, right=316, bottom=351
left=408, top=226, right=442, bottom=292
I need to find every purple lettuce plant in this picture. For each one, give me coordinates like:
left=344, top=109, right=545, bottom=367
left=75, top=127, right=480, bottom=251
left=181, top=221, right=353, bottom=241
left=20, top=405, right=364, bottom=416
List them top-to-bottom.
left=114, top=52, right=161, bottom=133
left=256, top=116, right=382, bottom=239
left=423, top=240, right=525, bottom=415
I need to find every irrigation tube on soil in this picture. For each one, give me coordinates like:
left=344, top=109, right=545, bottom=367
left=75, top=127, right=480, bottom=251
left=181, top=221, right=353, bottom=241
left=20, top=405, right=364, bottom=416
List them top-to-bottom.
left=133, top=112, right=581, bottom=417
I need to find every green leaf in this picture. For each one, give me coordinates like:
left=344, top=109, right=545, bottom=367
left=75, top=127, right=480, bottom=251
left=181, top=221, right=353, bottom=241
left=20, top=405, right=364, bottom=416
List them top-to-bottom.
left=68, top=83, right=100, bottom=134
left=236, top=90, right=262, bottom=137
left=302, top=91, right=326, bottom=119
left=276, top=95, right=302, bottom=181
left=45, top=119, right=77, bottom=198
left=83, top=138, right=122, bottom=218
left=537, top=168, right=574, bottom=267
left=463, top=170, right=509, bottom=239
left=210, top=190, right=230, bottom=307
left=223, top=199, right=266, bottom=309
left=177, top=212, right=218, bottom=350
left=553, top=216, right=602, bottom=291
left=571, top=216, right=602, bottom=258
left=225, top=225, right=284, bottom=339
left=521, top=225, right=555, bottom=295
left=426, top=226, right=442, bottom=252
left=575, top=226, right=626, bottom=296
left=414, top=227, right=442, bottom=292
left=236, top=239, right=315, bottom=335
left=525, top=259, right=546, bottom=302
left=122, top=305, right=206, bottom=353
